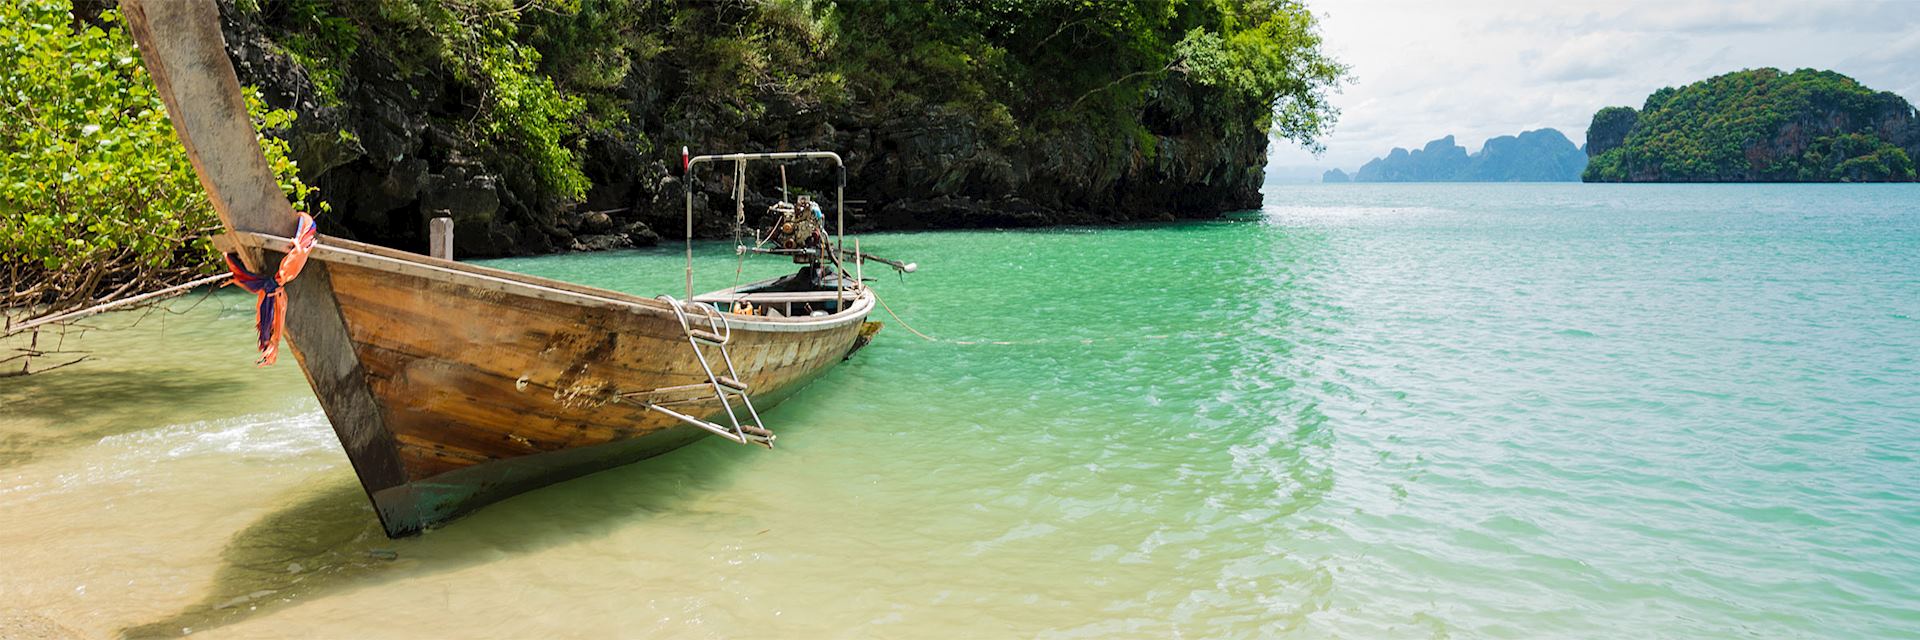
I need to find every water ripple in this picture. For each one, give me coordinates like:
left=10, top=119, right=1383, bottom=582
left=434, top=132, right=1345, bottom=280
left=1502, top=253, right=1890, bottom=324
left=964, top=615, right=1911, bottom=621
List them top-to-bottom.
left=1, top=184, right=1916, bottom=637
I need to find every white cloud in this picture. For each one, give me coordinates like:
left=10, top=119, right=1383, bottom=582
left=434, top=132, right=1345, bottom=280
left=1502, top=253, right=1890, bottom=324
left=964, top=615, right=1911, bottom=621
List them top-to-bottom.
left=1272, top=0, right=1920, bottom=171
left=1535, top=32, right=1682, bottom=83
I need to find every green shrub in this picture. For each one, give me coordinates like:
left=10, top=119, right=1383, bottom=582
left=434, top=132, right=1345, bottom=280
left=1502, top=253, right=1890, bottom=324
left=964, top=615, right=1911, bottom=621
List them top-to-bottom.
left=1, top=0, right=314, bottom=314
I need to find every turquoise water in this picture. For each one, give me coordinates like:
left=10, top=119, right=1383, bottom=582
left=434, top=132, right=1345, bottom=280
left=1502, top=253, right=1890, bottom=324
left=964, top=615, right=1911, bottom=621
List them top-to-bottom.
left=1, top=183, right=1917, bottom=637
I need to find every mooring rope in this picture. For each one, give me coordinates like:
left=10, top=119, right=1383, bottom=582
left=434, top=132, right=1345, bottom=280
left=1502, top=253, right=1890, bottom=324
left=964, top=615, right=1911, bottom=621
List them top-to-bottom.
left=732, top=159, right=747, bottom=291
left=868, top=288, right=1221, bottom=347
left=869, top=289, right=942, bottom=342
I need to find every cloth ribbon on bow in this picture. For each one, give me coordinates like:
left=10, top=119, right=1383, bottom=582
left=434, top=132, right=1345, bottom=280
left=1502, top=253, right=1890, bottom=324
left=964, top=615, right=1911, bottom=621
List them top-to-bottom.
left=222, top=213, right=318, bottom=365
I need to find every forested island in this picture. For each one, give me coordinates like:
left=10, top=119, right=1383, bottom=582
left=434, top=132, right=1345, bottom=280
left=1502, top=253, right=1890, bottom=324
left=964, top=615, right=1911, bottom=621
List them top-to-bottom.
left=2, top=0, right=1343, bottom=331
left=215, top=0, right=1345, bottom=256
left=1584, top=68, right=1919, bottom=182
left=1329, top=129, right=1586, bottom=182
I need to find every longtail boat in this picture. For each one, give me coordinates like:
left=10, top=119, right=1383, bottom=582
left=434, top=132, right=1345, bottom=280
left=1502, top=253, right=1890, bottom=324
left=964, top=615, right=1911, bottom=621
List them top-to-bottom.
left=122, top=0, right=892, bottom=537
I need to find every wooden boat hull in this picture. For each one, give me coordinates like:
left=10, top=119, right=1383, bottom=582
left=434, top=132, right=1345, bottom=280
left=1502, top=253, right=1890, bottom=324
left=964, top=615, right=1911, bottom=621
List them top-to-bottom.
left=119, top=0, right=881, bottom=538
left=272, top=237, right=873, bottom=537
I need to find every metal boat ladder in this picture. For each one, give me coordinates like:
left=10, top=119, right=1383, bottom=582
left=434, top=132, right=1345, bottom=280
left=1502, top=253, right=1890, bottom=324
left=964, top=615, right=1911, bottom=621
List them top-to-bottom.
left=628, top=295, right=775, bottom=447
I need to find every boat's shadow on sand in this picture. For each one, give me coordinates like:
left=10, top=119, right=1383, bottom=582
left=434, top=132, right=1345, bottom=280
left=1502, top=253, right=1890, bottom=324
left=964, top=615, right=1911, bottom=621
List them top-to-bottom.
left=120, top=442, right=751, bottom=638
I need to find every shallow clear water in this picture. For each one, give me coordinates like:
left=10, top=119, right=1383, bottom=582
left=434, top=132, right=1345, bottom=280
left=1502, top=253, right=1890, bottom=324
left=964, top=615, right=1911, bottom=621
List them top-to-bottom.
left=2, top=183, right=1917, bottom=638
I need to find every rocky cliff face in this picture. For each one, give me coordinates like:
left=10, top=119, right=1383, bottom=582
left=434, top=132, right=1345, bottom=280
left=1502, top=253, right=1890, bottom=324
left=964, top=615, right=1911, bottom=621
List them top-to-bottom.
left=214, top=2, right=1274, bottom=258
left=1584, top=68, right=1919, bottom=182
left=1583, top=107, right=1637, bottom=159
left=1350, top=130, right=1585, bottom=182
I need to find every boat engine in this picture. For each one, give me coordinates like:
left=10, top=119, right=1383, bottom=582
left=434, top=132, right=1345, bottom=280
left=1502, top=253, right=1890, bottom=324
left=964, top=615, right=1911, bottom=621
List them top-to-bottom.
left=767, top=196, right=827, bottom=267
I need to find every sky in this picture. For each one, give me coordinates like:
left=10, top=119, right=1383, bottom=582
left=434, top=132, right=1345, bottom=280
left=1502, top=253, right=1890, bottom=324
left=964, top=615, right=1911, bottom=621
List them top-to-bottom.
left=1267, top=0, right=1920, bottom=176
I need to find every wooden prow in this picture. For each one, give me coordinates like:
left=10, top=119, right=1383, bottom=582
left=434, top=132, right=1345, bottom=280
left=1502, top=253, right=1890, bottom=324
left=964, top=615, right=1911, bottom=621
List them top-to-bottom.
left=112, top=0, right=886, bottom=538
left=121, top=0, right=296, bottom=270
left=121, top=0, right=413, bottom=535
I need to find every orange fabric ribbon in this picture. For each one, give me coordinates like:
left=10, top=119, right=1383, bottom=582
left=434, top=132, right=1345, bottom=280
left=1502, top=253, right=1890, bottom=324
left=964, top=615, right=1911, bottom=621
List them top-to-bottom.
left=222, top=213, right=317, bottom=366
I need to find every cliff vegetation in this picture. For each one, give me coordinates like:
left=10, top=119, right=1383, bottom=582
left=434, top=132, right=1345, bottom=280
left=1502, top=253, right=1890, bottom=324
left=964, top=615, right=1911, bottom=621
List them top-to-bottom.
left=224, top=0, right=1346, bottom=256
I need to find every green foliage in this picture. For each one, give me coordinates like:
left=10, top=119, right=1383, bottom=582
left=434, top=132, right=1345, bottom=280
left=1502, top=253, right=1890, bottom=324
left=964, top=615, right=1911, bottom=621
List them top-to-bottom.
left=1, top=0, right=313, bottom=309
left=271, top=0, right=359, bottom=104
left=272, top=0, right=590, bottom=200
left=408, top=0, right=588, bottom=200
left=520, top=0, right=668, bottom=142
left=828, top=0, right=1346, bottom=150
left=1186, top=1, right=1347, bottom=148
left=471, top=38, right=589, bottom=199
left=1584, top=68, right=1918, bottom=182
left=1591, top=106, right=1638, bottom=127
left=1815, top=133, right=1916, bottom=181
left=1582, top=152, right=1624, bottom=182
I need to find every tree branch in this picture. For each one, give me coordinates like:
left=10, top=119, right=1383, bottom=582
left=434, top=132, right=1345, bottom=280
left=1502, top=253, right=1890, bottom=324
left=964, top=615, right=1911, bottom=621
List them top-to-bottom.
left=1068, top=57, right=1183, bottom=112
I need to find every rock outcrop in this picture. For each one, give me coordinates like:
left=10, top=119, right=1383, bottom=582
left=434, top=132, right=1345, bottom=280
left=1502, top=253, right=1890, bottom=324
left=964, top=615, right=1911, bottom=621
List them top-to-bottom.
left=1583, top=107, right=1637, bottom=159
left=1322, top=168, right=1350, bottom=183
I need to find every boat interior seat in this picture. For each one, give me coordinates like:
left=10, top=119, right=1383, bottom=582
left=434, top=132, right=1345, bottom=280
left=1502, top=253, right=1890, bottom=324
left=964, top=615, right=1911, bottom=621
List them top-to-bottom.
left=694, top=289, right=856, bottom=318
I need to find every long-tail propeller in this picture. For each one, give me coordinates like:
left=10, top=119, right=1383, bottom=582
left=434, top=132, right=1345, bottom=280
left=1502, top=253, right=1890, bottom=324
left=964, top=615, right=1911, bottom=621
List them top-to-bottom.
left=845, top=249, right=916, bottom=274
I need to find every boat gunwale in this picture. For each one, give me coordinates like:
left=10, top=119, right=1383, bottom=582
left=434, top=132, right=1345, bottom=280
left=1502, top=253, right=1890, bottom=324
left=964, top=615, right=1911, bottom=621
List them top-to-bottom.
left=229, top=231, right=875, bottom=333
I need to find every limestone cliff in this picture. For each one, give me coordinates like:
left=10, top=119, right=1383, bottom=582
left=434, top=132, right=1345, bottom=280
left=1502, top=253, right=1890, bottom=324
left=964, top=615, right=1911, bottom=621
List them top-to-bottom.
left=204, top=1, right=1338, bottom=257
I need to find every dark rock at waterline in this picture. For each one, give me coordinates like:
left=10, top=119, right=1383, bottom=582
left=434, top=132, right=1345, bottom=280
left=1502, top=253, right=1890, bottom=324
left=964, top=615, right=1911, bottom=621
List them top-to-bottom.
left=577, top=211, right=614, bottom=234
left=570, top=234, right=630, bottom=252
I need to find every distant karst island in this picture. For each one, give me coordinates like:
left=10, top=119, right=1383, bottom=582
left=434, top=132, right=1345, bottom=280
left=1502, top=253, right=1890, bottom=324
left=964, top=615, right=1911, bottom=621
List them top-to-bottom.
left=1584, top=68, right=1918, bottom=182
left=1324, top=129, right=1587, bottom=182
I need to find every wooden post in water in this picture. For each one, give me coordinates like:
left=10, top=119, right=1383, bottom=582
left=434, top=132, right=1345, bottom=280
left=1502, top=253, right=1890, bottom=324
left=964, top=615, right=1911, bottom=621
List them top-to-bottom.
left=430, top=217, right=454, bottom=260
